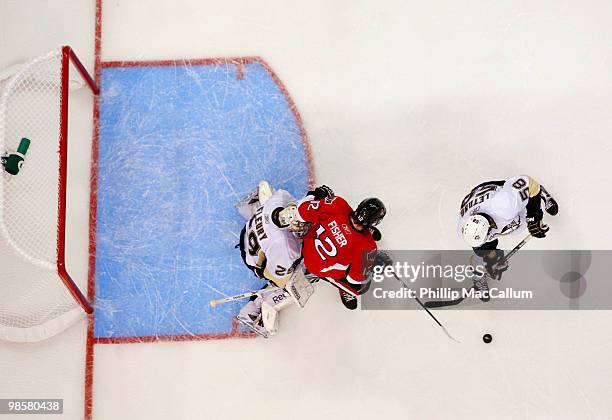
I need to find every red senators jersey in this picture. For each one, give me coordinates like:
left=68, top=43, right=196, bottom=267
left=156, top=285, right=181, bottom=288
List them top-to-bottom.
left=297, top=195, right=377, bottom=295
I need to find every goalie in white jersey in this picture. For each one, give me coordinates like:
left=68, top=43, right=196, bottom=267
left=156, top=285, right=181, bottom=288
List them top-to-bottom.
left=458, top=175, right=558, bottom=295
left=234, top=181, right=306, bottom=337
left=237, top=182, right=301, bottom=286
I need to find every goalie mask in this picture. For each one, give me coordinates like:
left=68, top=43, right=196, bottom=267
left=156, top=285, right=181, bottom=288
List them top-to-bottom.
left=273, top=204, right=312, bottom=238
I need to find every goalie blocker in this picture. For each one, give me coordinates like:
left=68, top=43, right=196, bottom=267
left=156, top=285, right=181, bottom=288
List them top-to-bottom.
left=235, top=263, right=315, bottom=338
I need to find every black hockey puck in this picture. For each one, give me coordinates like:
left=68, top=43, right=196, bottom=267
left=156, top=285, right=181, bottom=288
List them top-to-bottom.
left=482, top=333, right=492, bottom=344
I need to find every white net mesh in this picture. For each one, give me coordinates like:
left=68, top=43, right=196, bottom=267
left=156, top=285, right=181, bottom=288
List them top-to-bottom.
left=0, top=49, right=85, bottom=342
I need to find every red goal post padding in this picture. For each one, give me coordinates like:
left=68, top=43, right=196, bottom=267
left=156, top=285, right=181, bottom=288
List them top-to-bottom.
left=0, top=46, right=97, bottom=342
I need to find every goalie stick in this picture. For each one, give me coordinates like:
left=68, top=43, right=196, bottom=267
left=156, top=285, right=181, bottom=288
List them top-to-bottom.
left=424, top=234, right=532, bottom=309
left=209, top=264, right=314, bottom=308
left=209, top=288, right=271, bottom=308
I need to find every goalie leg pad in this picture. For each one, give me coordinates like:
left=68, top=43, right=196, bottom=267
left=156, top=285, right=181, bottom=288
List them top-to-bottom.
left=286, top=266, right=316, bottom=308
left=237, top=286, right=289, bottom=338
left=261, top=287, right=292, bottom=336
left=237, top=298, right=269, bottom=338
left=238, top=298, right=262, bottom=319
left=261, top=302, right=281, bottom=336
left=235, top=314, right=269, bottom=338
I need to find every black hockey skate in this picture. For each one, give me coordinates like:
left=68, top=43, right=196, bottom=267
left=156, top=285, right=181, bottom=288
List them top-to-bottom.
left=540, top=185, right=558, bottom=216
left=339, top=289, right=358, bottom=310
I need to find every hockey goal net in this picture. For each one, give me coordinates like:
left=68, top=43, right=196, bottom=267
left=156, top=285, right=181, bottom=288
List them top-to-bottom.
left=0, top=46, right=97, bottom=342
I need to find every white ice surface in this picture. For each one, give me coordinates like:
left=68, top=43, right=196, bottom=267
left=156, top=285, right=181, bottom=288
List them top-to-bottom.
left=2, top=0, right=612, bottom=419
left=0, top=1, right=94, bottom=418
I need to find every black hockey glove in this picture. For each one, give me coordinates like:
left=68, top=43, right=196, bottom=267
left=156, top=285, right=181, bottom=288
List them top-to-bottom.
left=307, top=185, right=334, bottom=200
left=540, top=185, right=559, bottom=216
left=526, top=191, right=550, bottom=238
left=526, top=209, right=549, bottom=238
left=370, top=226, right=382, bottom=241
left=483, top=249, right=508, bottom=279
left=373, top=250, right=393, bottom=268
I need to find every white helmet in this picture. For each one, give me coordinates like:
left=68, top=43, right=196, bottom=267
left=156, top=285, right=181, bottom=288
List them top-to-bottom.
left=276, top=204, right=312, bottom=238
left=461, top=215, right=490, bottom=247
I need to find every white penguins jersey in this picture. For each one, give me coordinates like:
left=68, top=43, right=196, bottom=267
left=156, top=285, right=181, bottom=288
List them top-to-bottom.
left=458, top=175, right=531, bottom=244
left=242, top=189, right=302, bottom=286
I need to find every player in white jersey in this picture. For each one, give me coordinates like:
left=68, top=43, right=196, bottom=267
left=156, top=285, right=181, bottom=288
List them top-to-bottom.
left=458, top=175, right=558, bottom=296
left=234, top=181, right=303, bottom=337
left=238, top=184, right=302, bottom=285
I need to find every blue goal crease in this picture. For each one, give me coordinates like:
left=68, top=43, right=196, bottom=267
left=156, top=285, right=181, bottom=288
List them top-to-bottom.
left=94, top=61, right=309, bottom=339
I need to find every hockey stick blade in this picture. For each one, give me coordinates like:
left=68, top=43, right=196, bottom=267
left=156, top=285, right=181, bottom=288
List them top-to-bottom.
left=423, top=287, right=472, bottom=309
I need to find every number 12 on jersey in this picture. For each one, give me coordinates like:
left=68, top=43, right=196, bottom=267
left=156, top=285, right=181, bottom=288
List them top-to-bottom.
left=314, top=225, right=338, bottom=261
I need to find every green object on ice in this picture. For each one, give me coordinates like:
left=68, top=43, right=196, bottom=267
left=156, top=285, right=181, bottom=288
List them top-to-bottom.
left=2, top=137, right=30, bottom=175
left=17, top=137, right=30, bottom=154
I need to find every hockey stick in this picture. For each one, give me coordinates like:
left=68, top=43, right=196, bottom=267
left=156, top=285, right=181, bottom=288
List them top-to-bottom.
left=424, top=234, right=532, bottom=309
left=501, top=234, right=532, bottom=262
left=391, top=272, right=461, bottom=343
left=423, top=286, right=473, bottom=309
left=209, top=288, right=269, bottom=308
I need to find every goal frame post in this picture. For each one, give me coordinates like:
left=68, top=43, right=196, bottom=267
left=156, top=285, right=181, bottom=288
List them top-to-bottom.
left=57, top=45, right=97, bottom=315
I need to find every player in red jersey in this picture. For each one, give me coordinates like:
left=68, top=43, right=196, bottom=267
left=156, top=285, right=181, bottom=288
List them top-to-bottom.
left=279, top=185, right=386, bottom=309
